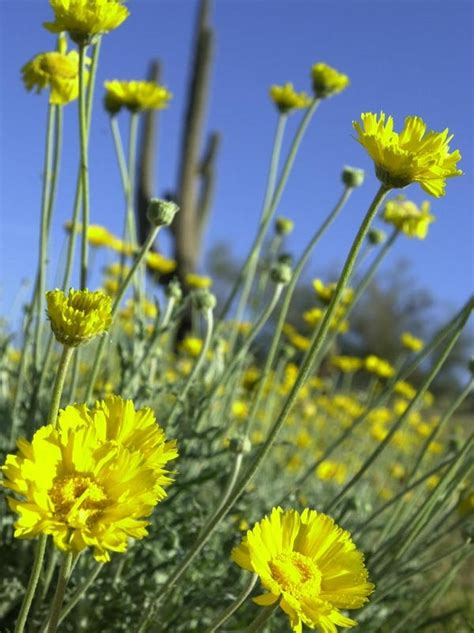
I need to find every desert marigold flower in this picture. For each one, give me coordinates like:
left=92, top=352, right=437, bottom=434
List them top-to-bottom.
left=44, top=0, right=129, bottom=44
left=21, top=46, right=89, bottom=105
left=311, top=62, right=349, bottom=98
left=104, top=80, right=172, bottom=114
left=270, top=83, right=312, bottom=114
left=353, top=112, right=462, bottom=197
left=383, top=197, right=435, bottom=239
left=146, top=252, right=177, bottom=274
left=185, top=272, right=213, bottom=289
left=312, top=279, right=354, bottom=306
left=46, top=288, right=112, bottom=347
left=283, top=323, right=311, bottom=351
left=401, top=331, right=424, bottom=352
left=179, top=336, right=203, bottom=357
left=365, top=354, right=395, bottom=379
left=331, top=355, right=363, bottom=373
left=393, top=380, right=417, bottom=400
left=1, top=396, right=177, bottom=562
left=316, top=460, right=348, bottom=484
left=232, top=507, right=373, bottom=633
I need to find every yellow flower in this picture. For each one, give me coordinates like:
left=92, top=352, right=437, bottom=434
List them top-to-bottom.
left=44, top=0, right=129, bottom=43
left=22, top=45, right=89, bottom=106
left=311, top=62, right=349, bottom=98
left=104, top=80, right=172, bottom=114
left=269, top=83, right=312, bottom=114
left=353, top=112, right=462, bottom=197
left=383, top=198, right=435, bottom=239
left=87, top=224, right=116, bottom=247
left=146, top=252, right=177, bottom=274
left=104, top=262, right=130, bottom=277
left=185, top=272, right=213, bottom=289
left=103, top=277, right=120, bottom=296
left=313, top=279, right=353, bottom=306
left=46, top=288, right=112, bottom=347
left=283, top=323, right=311, bottom=351
left=401, top=331, right=424, bottom=352
left=179, top=336, right=203, bottom=357
left=331, top=355, right=363, bottom=373
left=364, top=355, right=395, bottom=379
left=393, top=380, right=417, bottom=400
left=1, top=396, right=177, bottom=562
left=231, top=400, right=249, bottom=420
left=316, top=460, right=347, bottom=485
left=390, top=463, right=406, bottom=481
left=232, top=507, right=373, bottom=633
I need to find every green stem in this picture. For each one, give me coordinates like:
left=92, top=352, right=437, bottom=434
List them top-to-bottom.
left=78, top=44, right=91, bottom=289
left=32, top=105, right=56, bottom=369
left=110, top=116, right=130, bottom=193
left=134, top=184, right=389, bottom=631
left=84, top=225, right=161, bottom=402
left=168, top=308, right=214, bottom=427
left=48, top=346, right=74, bottom=426
left=14, top=535, right=48, bottom=633
left=44, top=553, right=74, bottom=633
left=57, top=563, right=103, bottom=626
left=205, top=573, right=258, bottom=632
left=244, top=604, right=278, bottom=632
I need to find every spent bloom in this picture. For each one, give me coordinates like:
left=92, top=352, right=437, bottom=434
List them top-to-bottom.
left=44, top=0, right=129, bottom=44
left=21, top=40, right=89, bottom=105
left=311, top=63, right=349, bottom=98
left=104, top=80, right=172, bottom=114
left=270, top=83, right=312, bottom=114
left=353, top=112, right=462, bottom=197
left=383, top=197, right=435, bottom=239
left=46, top=288, right=112, bottom=347
left=1, top=396, right=178, bottom=562
left=232, top=507, right=373, bottom=633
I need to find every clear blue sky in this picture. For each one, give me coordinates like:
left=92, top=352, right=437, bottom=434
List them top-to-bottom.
left=0, top=0, right=473, bottom=325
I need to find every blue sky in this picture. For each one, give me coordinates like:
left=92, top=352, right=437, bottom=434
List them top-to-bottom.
left=0, top=0, right=473, bottom=325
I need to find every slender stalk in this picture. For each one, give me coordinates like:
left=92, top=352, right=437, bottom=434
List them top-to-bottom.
left=78, top=44, right=91, bottom=289
left=220, top=100, right=320, bottom=321
left=32, top=105, right=56, bottom=369
left=110, top=116, right=130, bottom=193
left=134, top=185, right=389, bottom=632
left=84, top=225, right=161, bottom=401
left=168, top=309, right=214, bottom=427
left=48, top=346, right=74, bottom=426
left=14, top=535, right=48, bottom=633
left=44, top=553, right=74, bottom=633
left=57, top=563, right=103, bottom=625
left=206, top=574, right=258, bottom=632
left=243, top=604, right=278, bottom=632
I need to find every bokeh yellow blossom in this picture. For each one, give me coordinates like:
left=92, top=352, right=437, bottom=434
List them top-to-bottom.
left=311, top=62, right=349, bottom=98
left=104, top=80, right=172, bottom=114
left=269, top=83, right=312, bottom=113
left=383, top=198, right=435, bottom=239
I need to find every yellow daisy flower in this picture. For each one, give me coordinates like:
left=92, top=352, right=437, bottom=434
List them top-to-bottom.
left=44, top=0, right=129, bottom=44
left=21, top=46, right=89, bottom=105
left=311, top=63, right=349, bottom=98
left=104, top=80, right=172, bottom=114
left=269, top=83, right=312, bottom=114
left=353, top=112, right=462, bottom=197
left=383, top=197, right=435, bottom=239
left=146, top=251, right=177, bottom=274
left=185, top=272, right=213, bottom=289
left=312, top=279, right=354, bottom=306
left=46, top=288, right=112, bottom=347
left=401, top=331, right=424, bottom=352
left=179, top=336, right=203, bottom=357
left=331, top=355, right=363, bottom=373
left=364, top=355, right=395, bottom=379
left=1, top=396, right=177, bottom=562
left=316, top=460, right=348, bottom=485
left=232, top=507, right=373, bottom=633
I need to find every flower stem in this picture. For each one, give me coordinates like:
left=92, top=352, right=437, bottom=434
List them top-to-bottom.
left=78, top=44, right=91, bottom=290
left=84, top=225, right=161, bottom=402
left=48, top=345, right=74, bottom=426
left=14, top=534, right=48, bottom=633
left=44, top=552, right=74, bottom=633
left=57, top=563, right=103, bottom=626
left=205, top=573, right=258, bottom=632
left=243, top=604, right=278, bottom=632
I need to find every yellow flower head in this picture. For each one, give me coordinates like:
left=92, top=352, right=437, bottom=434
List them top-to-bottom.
left=44, top=0, right=129, bottom=44
left=21, top=45, right=89, bottom=105
left=311, top=62, right=349, bottom=98
left=104, top=80, right=172, bottom=114
left=269, top=83, right=312, bottom=114
left=353, top=112, right=462, bottom=197
left=383, top=197, right=435, bottom=239
left=87, top=224, right=116, bottom=247
left=146, top=252, right=177, bottom=274
left=185, top=273, right=213, bottom=289
left=313, top=279, right=354, bottom=306
left=46, top=288, right=112, bottom=347
left=401, top=331, right=424, bottom=352
left=179, top=336, right=203, bottom=357
left=365, top=354, right=395, bottom=379
left=331, top=355, right=363, bottom=373
left=1, top=396, right=177, bottom=562
left=316, top=460, right=348, bottom=484
left=232, top=507, right=373, bottom=632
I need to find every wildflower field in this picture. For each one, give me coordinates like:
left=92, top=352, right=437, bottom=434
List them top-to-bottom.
left=0, top=1, right=472, bottom=632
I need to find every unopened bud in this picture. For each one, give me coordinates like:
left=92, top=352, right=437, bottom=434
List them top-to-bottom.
left=342, top=166, right=365, bottom=188
left=147, top=198, right=179, bottom=227
left=275, top=217, right=294, bottom=236
left=367, top=228, right=386, bottom=245
left=271, top=261, right=292, bottom=284
left=165, top=279, right=183, bottom=302
left=192, top=289, right=216, bottom=312
left=228, top=437, right=252, bottom=454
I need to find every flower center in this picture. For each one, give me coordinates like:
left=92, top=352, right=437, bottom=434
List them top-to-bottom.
left=50, top=474, right=108, bottom=528
left=269, top=551, right=322, bottom=597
